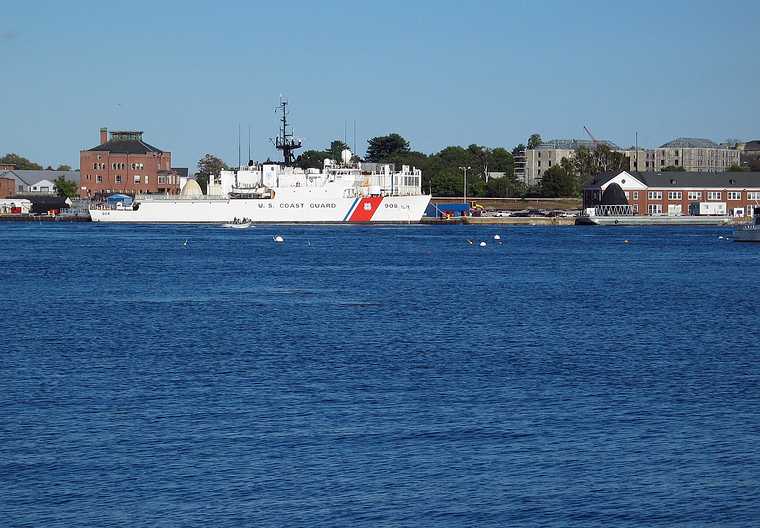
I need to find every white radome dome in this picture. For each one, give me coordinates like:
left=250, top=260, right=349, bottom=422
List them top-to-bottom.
left=180, top=179, right=203, bottom=196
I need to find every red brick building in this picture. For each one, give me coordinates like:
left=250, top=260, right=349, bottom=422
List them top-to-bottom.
left=79, top=128, right=180, bottom=198
left=584, top=171, right=760, bottom=217
left=0, top=177, right=14, bottom=198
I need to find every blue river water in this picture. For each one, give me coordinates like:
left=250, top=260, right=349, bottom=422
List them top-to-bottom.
left=1, top=223, right=759, bottom=527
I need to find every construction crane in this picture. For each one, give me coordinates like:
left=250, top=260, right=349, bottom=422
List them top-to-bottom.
left=583, top=125, right=598, bottom=146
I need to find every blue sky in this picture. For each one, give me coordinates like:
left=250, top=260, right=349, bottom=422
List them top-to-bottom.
left=1, top=0, right=758, bottom=169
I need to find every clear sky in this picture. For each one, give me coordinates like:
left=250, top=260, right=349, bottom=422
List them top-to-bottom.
left=1, top=0, right=759, bottom=169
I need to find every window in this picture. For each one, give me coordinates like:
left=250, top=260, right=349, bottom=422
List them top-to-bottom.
left=660, top=159, right=665, bottom=166
left=674, top=159, right=679, bottom=166
left=548, top=160, right=552, bottom=167
left=538, top=161, right=541, bottom=167
left=93, top=162, right=97, bottom=169
left=112, top=163, right=116, bottom=170
left=96, top=175, right=103, bottom=183
left=115, top=175, right=122, bottom=183
left=134, top=175, right=140, bottom=184
left=144, top=175, right=149, bottom=184
left=158, top=175, right=167, bottom=184
left=624, top=191, right=630, bottom=199
left=633, top=191, right=639, bottom=200
left=648, top=191, right=662, bottom=200
left=668, top=191, right=682, bottom=200
left=707, top=191, right=721, bottom=200
left=727, top=191, right=741, bottom=200
left=688, top=192, right=702, bottom=200
left=748, top=192, right=760, bottom=200
left=632, top=204, right=639, bottom=213
left=648, top=204, right=663, bottom=215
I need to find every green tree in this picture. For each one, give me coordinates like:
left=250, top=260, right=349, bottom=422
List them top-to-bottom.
left=366, top=133, right=410, bottom=162
left=527, top=134, right=542, bottom=149
left=328, top=140, right=350, bottom=161
left=295, top=149, right=331, bottom=170
left=0, top=153, right=43, bottom=170
left=196, top=154, right=228, bottom=193
left=56, top=164, right=72, bottom=171
left=727, top=164, right=746, bottom=172
left=540, top=165, right=577, bottom=197
left=661, top=165, right=686, bottom=172
left=53, top=176, right=78, bottom=198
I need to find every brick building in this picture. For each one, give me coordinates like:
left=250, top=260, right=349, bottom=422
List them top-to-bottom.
left=79, top=128, right=180, bottom=197
left=584, top=170, right=760, bottom=217
left=0, top=177, right=14, bottom=198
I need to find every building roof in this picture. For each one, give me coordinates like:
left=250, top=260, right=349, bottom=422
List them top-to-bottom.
left=658, top=137, right=719, bottom=148
left=535, top=138, right=620, bottom=150
left=87, top=139, right=164, bottom=155
left=743, top=140, right=760, bottom=152
left=172, top=167, right=189, bottom=178
left=0, top=169, right=80, bottom=186
left=587, top=170, right=760, bottom=189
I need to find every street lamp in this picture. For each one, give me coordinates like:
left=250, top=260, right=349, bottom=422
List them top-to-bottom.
left=459, top=166, right=471, bottom=207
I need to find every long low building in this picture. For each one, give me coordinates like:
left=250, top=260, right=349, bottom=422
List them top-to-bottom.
left=584, top=170, right=760, bottom=217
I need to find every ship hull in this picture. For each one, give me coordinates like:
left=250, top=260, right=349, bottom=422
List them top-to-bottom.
left=90, top=193, right=431, bottom=224
left=734, top=225, right=760, bottom=242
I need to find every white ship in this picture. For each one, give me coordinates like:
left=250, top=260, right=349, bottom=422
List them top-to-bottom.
left=90, top=99, right=430, bottom=224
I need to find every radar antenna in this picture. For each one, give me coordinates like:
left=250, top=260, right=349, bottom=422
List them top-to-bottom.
left=271, top=96, right=302, bottom=165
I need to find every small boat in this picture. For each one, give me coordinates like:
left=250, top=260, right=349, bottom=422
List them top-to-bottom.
left=734, top=206, right=760, bottom=242
left=222, top=221, right=252, bottom=229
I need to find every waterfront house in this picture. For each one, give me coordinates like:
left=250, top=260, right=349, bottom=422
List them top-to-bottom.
left=583, top=171, right=760, bottom=217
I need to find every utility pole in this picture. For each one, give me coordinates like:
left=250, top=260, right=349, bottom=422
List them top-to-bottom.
left=459, top=166, right=471, bottom=207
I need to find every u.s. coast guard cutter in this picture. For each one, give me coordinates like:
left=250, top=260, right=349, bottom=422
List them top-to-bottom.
left=90, top=99, right=430, bottom=224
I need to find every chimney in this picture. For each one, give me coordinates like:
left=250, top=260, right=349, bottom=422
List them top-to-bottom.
left=100, top=127, right=108, bottom=144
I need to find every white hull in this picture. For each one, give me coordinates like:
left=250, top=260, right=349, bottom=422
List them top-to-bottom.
left=90, top=192, right=430, bottom=224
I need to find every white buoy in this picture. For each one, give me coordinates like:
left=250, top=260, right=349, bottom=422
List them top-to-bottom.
left=493, top=234, right=501, bottom=240
left=273, top=235, right=284, bottom=243
left=718, top=236, right=724, bottom=240
left=183, top=239, right=188, bottom=247
left=466, top=239, right=474, bottom=245
left=479, top=241, right=487, bottom=247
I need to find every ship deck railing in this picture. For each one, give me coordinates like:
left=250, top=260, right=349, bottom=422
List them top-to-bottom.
left=135, top=194, right=229, bottom=200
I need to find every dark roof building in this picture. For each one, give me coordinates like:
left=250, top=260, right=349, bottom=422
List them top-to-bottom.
left=79, top=127, right=178, bottom=197
left=88, top=130, right=164, bottom=155
left=584, top=170, right=760, bottom=217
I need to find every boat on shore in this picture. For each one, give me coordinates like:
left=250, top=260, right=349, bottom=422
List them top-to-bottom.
left=90, top=99, right=430, bottom=224
left=734, top=207, right=760, bottom=242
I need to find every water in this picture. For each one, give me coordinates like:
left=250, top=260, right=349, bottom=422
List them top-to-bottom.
left=1, top=223, right=759, bottom=527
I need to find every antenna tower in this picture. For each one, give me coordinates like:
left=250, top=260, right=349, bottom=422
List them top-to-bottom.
left=272, top=97, right=302, bottom=165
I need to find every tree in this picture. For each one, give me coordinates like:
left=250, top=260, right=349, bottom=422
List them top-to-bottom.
left=366, top=133, right=410, bottom=162
left=527, top=134, right=542, bottom=149
left=328, top=140, right=350, bottom=161
left=295, top=149, right=331, bottom=170
left=0, top=153, right=43, bottom=170
left=196, top=154, right=228, bottom=193
left=56, top=164, right=72, bottom=171
left=727, top=164, right=747, bottom=172
left=540, top=165, right=577, bottom=197
left=661, top=165, right=686, bottom=172
left=53, top=176, right=78, bottom=198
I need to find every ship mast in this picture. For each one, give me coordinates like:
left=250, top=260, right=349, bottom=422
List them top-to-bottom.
left=273, top=97, right=302, bottom=165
